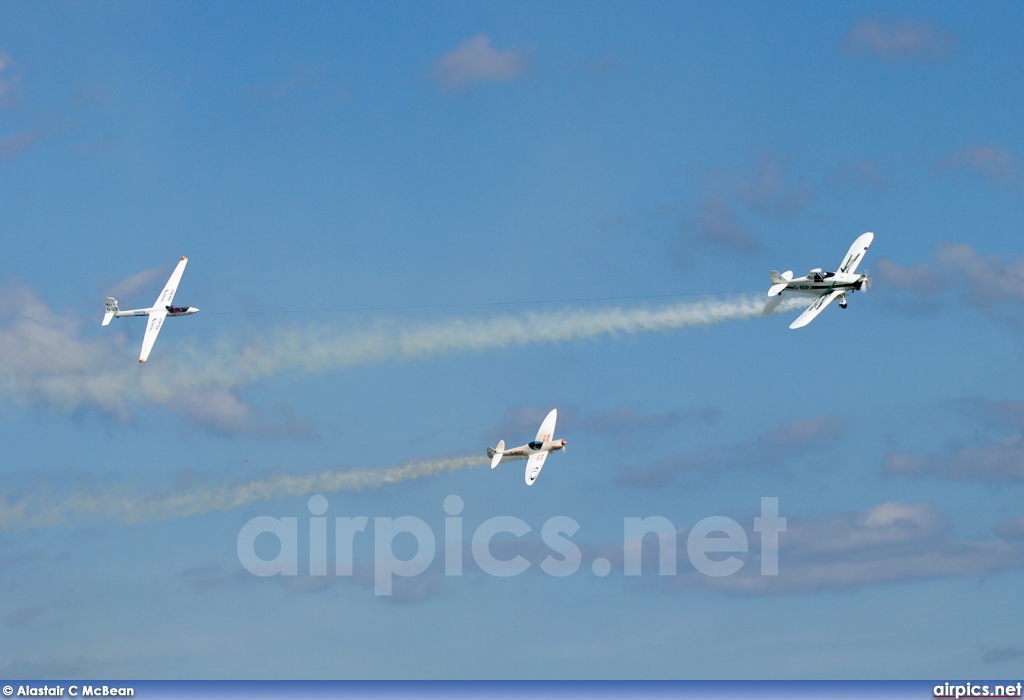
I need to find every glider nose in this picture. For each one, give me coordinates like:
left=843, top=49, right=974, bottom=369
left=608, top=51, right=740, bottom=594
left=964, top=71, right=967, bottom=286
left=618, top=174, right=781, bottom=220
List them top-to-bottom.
left=190, top=306, right=200, bottom=314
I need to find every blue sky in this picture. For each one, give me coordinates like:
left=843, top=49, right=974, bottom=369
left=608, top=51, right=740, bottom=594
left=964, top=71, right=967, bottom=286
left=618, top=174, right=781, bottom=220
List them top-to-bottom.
left=2, top=0, right=1024, bottom=680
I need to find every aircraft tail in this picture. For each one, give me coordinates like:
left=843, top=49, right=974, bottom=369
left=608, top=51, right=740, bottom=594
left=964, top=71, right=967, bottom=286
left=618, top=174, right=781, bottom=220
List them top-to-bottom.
left=767, top=270, right=793, bottom=297
left=102, top=297, right=119, bottom=326
left=488, top=440, right=505, bottom=469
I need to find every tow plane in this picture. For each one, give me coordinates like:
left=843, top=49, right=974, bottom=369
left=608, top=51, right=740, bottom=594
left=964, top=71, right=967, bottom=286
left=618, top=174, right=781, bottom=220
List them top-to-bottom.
left=768, top=232, right=874, bottom=329
left=102, top=256, right=199, bottom=362
left=487, top=408, right=566, bottom=486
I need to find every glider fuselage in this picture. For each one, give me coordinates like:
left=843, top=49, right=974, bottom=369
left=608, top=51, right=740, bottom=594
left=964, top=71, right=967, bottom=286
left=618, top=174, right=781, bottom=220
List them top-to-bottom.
left=113, top=305, right=199, bottom=318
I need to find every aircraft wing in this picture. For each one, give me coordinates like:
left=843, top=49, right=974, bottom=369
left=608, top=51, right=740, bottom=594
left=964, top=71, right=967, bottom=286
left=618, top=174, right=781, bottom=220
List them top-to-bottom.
left=838, top=232, right=874, bottom=275
left=153, top=256, right=189, bottom=308
left=789, top=289, right=844, bottom=329
left=139, top=309, right=168, bottom=362
left=535, top=408, right=557, bottom=443
left=525, top=451, right=548, bottom=486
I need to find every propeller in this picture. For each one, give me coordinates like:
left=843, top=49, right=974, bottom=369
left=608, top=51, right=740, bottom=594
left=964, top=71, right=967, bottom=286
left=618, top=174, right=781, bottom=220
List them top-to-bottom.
left=859, top=271, right=872, bottom=292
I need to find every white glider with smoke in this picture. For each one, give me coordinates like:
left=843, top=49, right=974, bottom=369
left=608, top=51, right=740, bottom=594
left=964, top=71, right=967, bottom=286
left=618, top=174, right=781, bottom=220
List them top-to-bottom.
left=102, top=256, right=199, bottom=362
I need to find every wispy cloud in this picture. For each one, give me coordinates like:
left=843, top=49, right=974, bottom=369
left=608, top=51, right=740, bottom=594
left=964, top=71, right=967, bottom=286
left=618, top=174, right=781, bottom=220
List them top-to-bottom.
left=843, top=18, right=957, bottom=63
left=433, top=34, right=529, bottom=93
left=0, top=52, right=22, bottom=106
left=0, top=53, right=41, bottom=161
left=242, top=65, right=327, bottom=102
left=0, top=129, right=42, bottom=161
left=940, top=143, right=1019, bottom=186
left=680, top=153, right=813, bottom=258
left=736, top=154, right=813, bottom=220
left=829, top=159, right=892, bottom=192
left=683, top=197, right=762, bottom=255
left=875, top=242, right=1024, bottom=313
left=105, top=265, right=167, bottom=303
left=0, top=283, right=803, bottom=432
left=172, top=390, right=312, bottom=438
left=886, top=399, right=1024, bottom=483
left=574, top=405, right=718, bottom=438
left=617, top=415, right=842, bottom=486
left=886, top=436, right=1024, bottom=482
left=0, top=455, right=485, bottom=531
left=301, top=500, right=1024, bottom=600
left=586, top=501, right=1024, bottom=594
left=714, top=501, right=1024, bottom=593
left=995, top=515, right=1024, bottom=541
left=3, top=604, right=43, bottom=628
left=982, top=647, right=1024, bottom=664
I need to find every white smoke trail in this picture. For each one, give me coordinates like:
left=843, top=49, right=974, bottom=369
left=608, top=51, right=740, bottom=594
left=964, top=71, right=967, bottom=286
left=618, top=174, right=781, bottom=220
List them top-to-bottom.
left=0, top=285, right=804, bottom=420
left=173, top=294, right=806, bottom=389
left=0, top=455, right=486, bottom=531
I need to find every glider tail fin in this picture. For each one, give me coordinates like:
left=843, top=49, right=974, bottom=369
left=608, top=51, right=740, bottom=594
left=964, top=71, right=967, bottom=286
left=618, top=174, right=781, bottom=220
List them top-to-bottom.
left=102, top=297, right=119, bottom=326
left=488, top=440, right=506, bottom=469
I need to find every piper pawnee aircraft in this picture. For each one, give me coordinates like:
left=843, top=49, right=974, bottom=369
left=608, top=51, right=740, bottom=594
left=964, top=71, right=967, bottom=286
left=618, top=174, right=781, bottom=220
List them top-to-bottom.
left=768, top=232, right=874, bottom=329
left=102, top=256, right=199, bottom=362
left=487, top=408, right=566, bottom=486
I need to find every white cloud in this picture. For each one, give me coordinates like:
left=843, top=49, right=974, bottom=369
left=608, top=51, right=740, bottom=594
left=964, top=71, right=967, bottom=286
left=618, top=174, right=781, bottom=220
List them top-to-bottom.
left=843, top=18, right=957, bottom=63
left=433, top=35, right=529, bottom=93
left=0, top=52, right=21, bottom=105
left=0, top=129, right=42, bottom=161
left=940, top=144, right=1019, bottom=186
left=680, top=153, right=813, bottom=259
left=736, top=154, right=813, bottom=220
left=829, top=159, right=891, bottom=192
left=686, top=197, right=761, bottom=254
left=875, top=242, right=1024, bottom=309
left=105, top=266, right=167, bottom=303
left=886, top=399, right=1024, bottom=483
left=616, top=415, right=842, bottom=486
left=886, top=436, right=1024, bottom=482
left=363, top=500, right=1024, bottom=596
left=700, top=501, right=1024, bottom=593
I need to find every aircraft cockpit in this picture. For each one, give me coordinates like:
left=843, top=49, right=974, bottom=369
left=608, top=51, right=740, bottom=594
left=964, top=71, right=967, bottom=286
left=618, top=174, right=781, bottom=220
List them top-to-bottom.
left=809, top=269, right=835, bottom=283
left=166, top=305, right=189, bottom=314
left=528, top=440, right=544, bottom=450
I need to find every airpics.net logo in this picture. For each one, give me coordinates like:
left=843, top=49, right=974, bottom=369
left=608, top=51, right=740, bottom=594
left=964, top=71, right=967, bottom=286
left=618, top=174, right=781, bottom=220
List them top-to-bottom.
left=236, top=496, right=786, bottom=595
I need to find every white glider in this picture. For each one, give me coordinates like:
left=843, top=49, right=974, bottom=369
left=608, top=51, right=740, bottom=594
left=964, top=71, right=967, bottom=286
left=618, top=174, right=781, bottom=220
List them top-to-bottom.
left=768, top=232, right=874, bottom=329
left=102, top=256, right=199, bottom=362
left=487, top=408, right=566, bottom=486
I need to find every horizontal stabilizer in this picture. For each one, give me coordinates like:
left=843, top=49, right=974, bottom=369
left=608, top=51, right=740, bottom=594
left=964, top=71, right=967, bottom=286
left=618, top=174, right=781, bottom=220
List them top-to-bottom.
left=768, top=270, right=793, bottom=296
left=102, top=311, right=114, bottom=326
left=490, top=440, right=505, bottom=469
